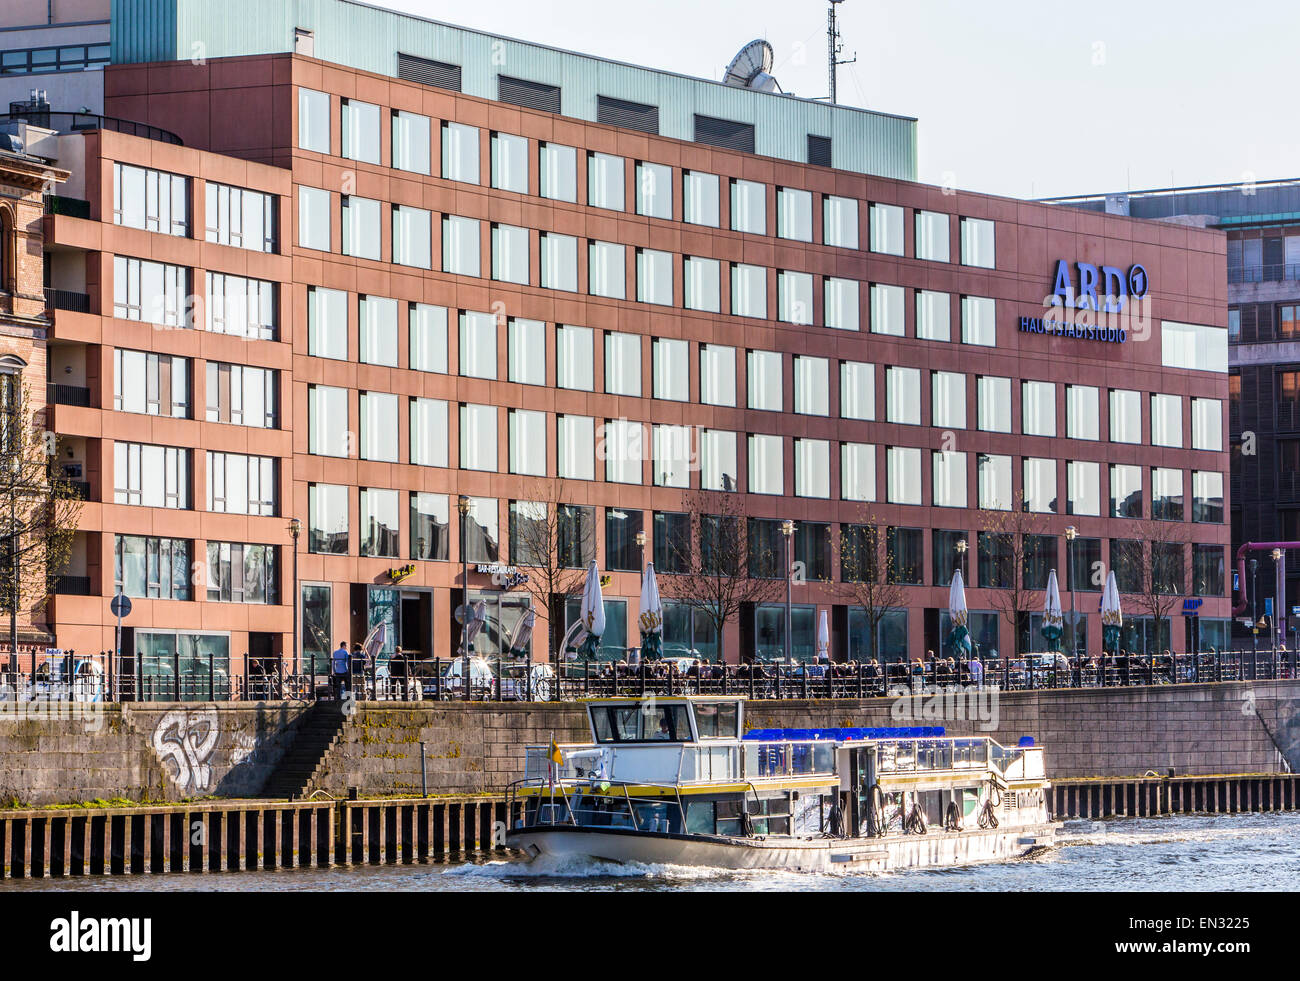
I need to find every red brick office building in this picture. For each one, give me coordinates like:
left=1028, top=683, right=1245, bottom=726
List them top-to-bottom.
left=17, top=8, right=1230, bottom=686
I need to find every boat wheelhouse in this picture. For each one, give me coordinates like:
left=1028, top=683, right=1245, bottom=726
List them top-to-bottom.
left=506, top=696, right=1057, bottom=872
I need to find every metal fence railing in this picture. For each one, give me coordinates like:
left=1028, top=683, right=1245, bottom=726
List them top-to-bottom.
left=0, top=649, right=1294, bottom=705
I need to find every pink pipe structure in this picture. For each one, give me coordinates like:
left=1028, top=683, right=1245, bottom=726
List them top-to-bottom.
left=1233, top=543, right=1297, bottom=647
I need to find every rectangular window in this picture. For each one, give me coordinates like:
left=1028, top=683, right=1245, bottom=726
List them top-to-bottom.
left=298, top=88, right=330, bottom=153
left=340, top=98, right=381, bottom=164
left=392, top=110, right=431, bottom=174
left=442, top=122, right=480, bottom=184
left=491, top=132, right=528, bottom=192
left=539, top=142, right=577, bottom=202
left=588, top=152, right=625, bottom=210
left=636, top=161, right=673, bottom=219
left=114, top=162, right=189, bottom=236
left=683, top=171, right=720, bottom=226
left=730, top=178, right=766, bottom=234
left=298, top=185, right=330, bottom=251
left=777, top=187, right=813, bottom=241
left=341, top=195, right=381, bottom=260
left=823, top=196, right=858, bottom=248
left=869, top=203, right=904, bottom=255
left=392, top=204, right=431, bottom=268
left=915, top=210, right=949, bottom=262
left=442, top=215, right=481, bottom=277
left=960, top=217, right=995, bottom=267
left=540, top=232, right=578, bottom=291
left=589, top=241, right=626, bottom=299
left=637, top=248, right=674, bottom=305
left=114, top=256, right=188, bottom=327
left=685, top=256, right=721, bottom=312
left=723, top=263, right=766, bottom=319
left=778, top=271, right=813, bottom=325
left=206, top=272, right=275, bottom=340
left=824, top=278, right=859, bottom=330
left=870, top=283, right=905, bottom=336
left=308, top=286, right=348, bottom=360
left=916, top=290, right=950, bottom=341
left=359, top=295, right=398, bottom=367
left=961, top=295, right=995, bottom=346
left=410, top=304, right=449, bottom=373
left=459, top=310, right=498, bottom=379
left=508, top=318, right=545, bottom=385
left=1162, top=320, right=1228, bottom=373
left=557, top=325, right=594, bottom=390
left=604, top=332, right=641, bottom=397
left=653, top=338, right=688, bottom=401
left=700, top=345, right=736, bottom=407
left=114, top=350, right=189, bottom=418
left=748, top=350, right=783, bottom=412
left=794, top=356, right=829, bottom=416
left=205, top=362, right=276, bottom=429
left=833, top=364, right=874, bottom=427
left=886, top=366, right=921, bottom=425
left=931, top=371, right=966, bottom=429
left=977, top=376, right=1011, bottom=433
left=1022, top=381, right=1056, bottom=437
left=1066, top=385, right=1100, bottom=440
left=307, top=386, right=347, bottom=457
left=1110, top=389, right=1141, bottom=443
left=359, top=392, right=399, bottom=462
left=1151, top=393, right=1183, bottom=448
left=410, top=398, right=449, bottom=468
left=1192, top=398, right=1223, bottom=451
left=460, top=404, right=498, bottom=471
left=508, top=409, right=547, bottom=476
left=558, top=415, right=596, bottom=481
left=604, top=418, right=644, bottom=485
left=653, top=425, right=692, bottom=488
left=700, top=429, right=738, bottom=491
left=748, top=434, right=783, bottom=495
left=795, top=439, right=826, bottom=498
left=113, top=442, right=190, bottom=508
left=842, top=443, right=876, bottom=502
left=887, top=446, right=922, bottom=505
left=932, top=450, right=968, bottom=507
left=206, top=451, right=277, bottom=515
left=978, top=453, right=1012, bottom=510
left=1023, top=458, right=1057, bottom=513
left=1067, top=461, right=1101, bottom=516
left=1110, top=464, right=1143, bottom=518
left=1151, top=467, right=1184, bottom=521
left=1192, top=471, right=1224, bottom=523
left=308, top=483, right=349, bottom=554
left=359, top=488, right=400, bottom=558
left=411, top=493, right=451, bottom=560
left=463, top=497, right=499, bottom=564
left=556, top=505, right=595, bottom=569
left=605, top=508, right=644, bottom=572
left=654, top=512, right=691, bottom=575
left=887, top=528, right=923, bottom=584
left=933, top=530, right=968, bottom=587
left=978, top=531, right=1014, bottom=589
left=114, top=535, right=191, bottom=601
left=1023, top=535, right=1056, bottom=590
left=1066, top=536, right=1103, bottom=593
left=1193, top=545, right=1225, bottom=597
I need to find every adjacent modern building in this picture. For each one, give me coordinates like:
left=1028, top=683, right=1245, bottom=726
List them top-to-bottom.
left=1, top=0, right=1231, bottom=688
left=1045, top=179, right=1300, bottom=647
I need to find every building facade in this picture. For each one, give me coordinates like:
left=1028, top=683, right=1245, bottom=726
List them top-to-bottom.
left=11, top=1, right=1232, bottom=688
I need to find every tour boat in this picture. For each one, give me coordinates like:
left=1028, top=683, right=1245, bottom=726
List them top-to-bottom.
left=506, top=696, right=1058, bottom=873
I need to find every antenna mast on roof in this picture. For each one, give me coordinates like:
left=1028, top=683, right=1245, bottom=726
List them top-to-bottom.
left=827, top=0, right=857, bottom=104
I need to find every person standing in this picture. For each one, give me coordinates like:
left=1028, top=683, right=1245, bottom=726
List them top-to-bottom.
left=331, top=640, right=350, bottom=700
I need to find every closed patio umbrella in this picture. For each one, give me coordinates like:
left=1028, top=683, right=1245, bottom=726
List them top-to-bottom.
left=578, top=560, right=605, bottom=659
left=639, top=562, right=663, bottom=660
left=946, top=569, right=971, bottom=656
left=1042, top=570, right=1064, bottom=652
left=1100, top=571, right=1123, bottom=654
left=507, top=609, right=536, bottom=659
left=816, top=609, right=830, bottom=662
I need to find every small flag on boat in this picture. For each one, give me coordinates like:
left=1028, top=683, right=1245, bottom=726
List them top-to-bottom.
left=549, top=737, right=562, bottom=765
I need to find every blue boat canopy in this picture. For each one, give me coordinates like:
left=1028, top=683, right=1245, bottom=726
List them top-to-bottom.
left=742, top=726, right=946, bottom=741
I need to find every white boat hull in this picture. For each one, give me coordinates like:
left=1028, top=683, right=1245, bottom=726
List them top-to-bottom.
left=507, top=822, right=1060, bottom=874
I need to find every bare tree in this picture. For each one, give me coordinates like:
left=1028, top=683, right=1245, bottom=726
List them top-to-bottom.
left=0, top=382, right=82, bottom=659
left=507, top=478, right=594, bottom=665
left=660, top=488, right=785, bottom=660
left=976, top=491, right=1052, bottom=657
left=836, top=511, right=906, bottom=661
left=1113, top=518, right=1191, bottom=651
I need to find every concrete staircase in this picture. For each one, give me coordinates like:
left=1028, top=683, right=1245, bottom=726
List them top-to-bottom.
left=260, top=702, right=348, bottom=800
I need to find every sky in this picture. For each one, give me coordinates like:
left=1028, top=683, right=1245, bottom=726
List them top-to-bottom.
left=375, top=0, right=1300, bottom=199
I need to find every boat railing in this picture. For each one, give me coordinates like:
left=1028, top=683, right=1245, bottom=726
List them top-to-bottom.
left=874, top=737, right=993, bottom=775
left=524, top=738, right=840, bottom=785
left=507, top=777, right=689, bottom=834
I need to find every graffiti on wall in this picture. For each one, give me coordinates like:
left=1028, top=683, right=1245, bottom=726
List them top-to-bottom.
left=151, top=708, right=220, bottom=793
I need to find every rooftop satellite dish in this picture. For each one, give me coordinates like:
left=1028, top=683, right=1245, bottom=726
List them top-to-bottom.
left=723, top=39, right=780, bottom=93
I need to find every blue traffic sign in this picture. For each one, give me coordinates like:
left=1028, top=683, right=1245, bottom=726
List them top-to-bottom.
left=110, top=593, right=132, bottom=618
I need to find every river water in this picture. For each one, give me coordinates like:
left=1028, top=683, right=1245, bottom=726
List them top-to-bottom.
left=4, top=813, right=1298, bottom=891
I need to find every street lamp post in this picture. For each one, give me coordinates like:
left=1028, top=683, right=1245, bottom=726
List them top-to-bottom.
left=458, top=495, right=473, bottom=702
left=287, top=517, right=301, bottom=681
left=781, top=519, right=795, bottom=665
left=1065, top=526, right=1078, bottom=658
left=635, top=529, right=647, bottom=662
left=1272, top=548, right=1283, bottom=654
left=1250, top=557, right=1259, bottom=656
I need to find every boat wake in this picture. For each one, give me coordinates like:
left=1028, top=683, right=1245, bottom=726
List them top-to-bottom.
left=1058, top=813, right=1294, bottom=848
left=442, top=854, right=735, bottom=881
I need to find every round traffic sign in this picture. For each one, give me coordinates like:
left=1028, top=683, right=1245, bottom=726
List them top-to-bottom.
left=110, top=593, right=132, bottom=618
